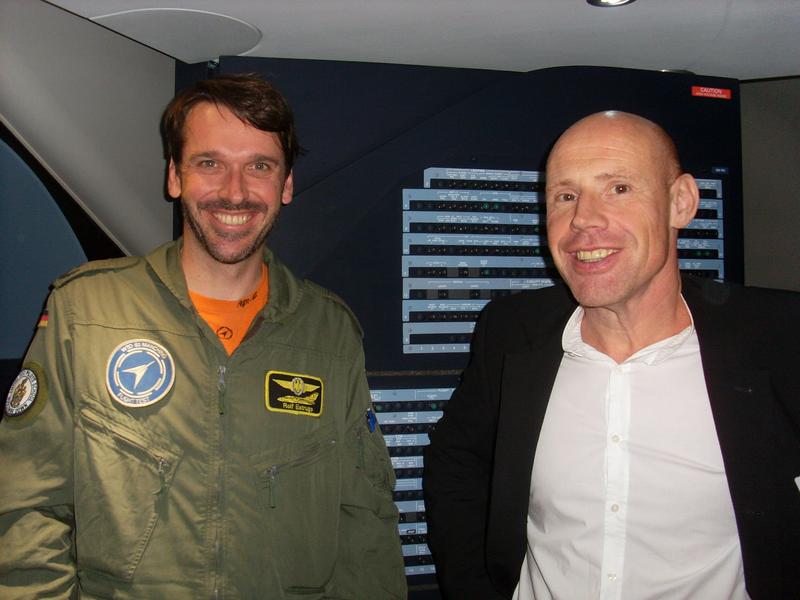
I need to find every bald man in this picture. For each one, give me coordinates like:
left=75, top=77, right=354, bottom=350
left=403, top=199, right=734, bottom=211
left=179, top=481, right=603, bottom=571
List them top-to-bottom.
left=424, top=111, right=800, bottom=599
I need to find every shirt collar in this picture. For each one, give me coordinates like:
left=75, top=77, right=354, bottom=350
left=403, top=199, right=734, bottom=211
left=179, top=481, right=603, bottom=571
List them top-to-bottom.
left=562, top=295, right=696, bottom=365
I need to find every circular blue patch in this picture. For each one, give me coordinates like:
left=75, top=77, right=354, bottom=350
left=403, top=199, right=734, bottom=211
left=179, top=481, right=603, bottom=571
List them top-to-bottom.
left=106, top=339, right=175, bottom=408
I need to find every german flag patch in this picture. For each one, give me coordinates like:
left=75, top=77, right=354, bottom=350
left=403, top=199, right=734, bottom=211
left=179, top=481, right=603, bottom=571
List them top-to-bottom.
left=265, top=371, right=323, bottom=417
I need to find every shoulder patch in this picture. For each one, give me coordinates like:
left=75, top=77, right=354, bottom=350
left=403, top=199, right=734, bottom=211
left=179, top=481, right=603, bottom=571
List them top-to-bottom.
left=53, top=256, right=140, bottom=289
left=5, top=363, right=48, bottom=417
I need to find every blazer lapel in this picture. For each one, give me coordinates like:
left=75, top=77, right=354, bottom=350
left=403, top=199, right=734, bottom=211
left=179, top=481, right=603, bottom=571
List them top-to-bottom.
left=687, top=282, right=786, bottom=593
left=486, top=329, right=565, bottom=595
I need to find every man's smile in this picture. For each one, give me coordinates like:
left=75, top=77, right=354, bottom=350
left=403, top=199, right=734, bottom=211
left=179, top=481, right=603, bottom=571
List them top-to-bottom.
left=213, top=212, right=253, bottom=226
left=575, top=248, right=619, bottom=263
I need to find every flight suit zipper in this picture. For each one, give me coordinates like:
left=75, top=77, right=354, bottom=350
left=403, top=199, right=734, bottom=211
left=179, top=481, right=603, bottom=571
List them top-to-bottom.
left=214, top=363, right=228, bottom=598
left=217, top=365, right=227, bottom=414
left=356, top=427, right=366, bottom=469
left=154, top=457, right=170, bottom=507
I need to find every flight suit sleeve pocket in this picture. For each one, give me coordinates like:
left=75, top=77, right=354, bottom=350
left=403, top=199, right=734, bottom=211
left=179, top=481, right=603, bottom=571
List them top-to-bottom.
left=76, top=406, right=183, bottom=582
left=330, top=419, right=405, bottom=597
left=344, top=419, right=396, bottom=510
left=249, top=423, right=340, bottom=593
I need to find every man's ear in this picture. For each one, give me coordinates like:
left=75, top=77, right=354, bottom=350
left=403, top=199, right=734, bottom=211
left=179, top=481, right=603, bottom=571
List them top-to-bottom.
left=167, top=159, right=182, bottom=199
left=281, top=170, right=294, bottom=206
left=669, top=173, right=699, bottom=230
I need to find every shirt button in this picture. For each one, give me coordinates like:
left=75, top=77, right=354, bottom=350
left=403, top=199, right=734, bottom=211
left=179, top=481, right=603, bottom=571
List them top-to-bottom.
left=611, top=434, right=620, bottom=443
left=610, top=503, right=620, bottom=512
left=608, top=573, right=617, bottom=582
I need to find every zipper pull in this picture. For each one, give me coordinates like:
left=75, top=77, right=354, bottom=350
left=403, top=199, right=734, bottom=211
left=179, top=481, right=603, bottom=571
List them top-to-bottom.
left=217, top=365, right=226, bottom=415
left=356, top=428, right=365, bottom=469
left=153, top=457, right=169, bottom=507
left=265, top=465, right=278, bottom=508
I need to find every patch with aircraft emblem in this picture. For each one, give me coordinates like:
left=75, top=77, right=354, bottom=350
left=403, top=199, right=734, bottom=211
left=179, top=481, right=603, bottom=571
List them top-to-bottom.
left=106, top=339, right=175, bottom=408
left=265, top=371, right=323, bottom=417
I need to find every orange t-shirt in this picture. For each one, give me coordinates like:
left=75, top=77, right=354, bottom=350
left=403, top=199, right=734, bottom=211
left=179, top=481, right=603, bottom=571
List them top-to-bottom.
left=189, top=266, right=269, bottom=355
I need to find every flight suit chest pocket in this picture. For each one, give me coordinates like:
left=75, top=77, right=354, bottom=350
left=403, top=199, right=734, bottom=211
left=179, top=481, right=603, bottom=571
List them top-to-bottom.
left=76, top=407, right=183, bottom=582
left=250, top=423, right=340, bottom=594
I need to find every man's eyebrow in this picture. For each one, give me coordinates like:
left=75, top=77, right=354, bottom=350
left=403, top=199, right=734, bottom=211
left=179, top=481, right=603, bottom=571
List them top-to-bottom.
left=185, top=150, right=222, bottom=161
left=184, top=151, right=281, bottom=164
left=249, top=154, right=281, bottom=164
left=594, top=170, right=634, bottom=181
left=546, top=171, right=636, bottom=191
left=546, top=177, right=576, bottom=189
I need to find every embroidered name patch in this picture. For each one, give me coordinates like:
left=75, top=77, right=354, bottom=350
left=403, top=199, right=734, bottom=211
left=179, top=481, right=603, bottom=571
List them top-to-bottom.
left=106, top=339, right=175, bottom=408
left=5, top=368, right=39, bottom=416
left=265, top=371, right=323, bottom=417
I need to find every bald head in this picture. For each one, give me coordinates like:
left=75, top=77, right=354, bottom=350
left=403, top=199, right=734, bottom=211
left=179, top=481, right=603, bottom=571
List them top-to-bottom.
left=547, top=111, right=681, bottom=184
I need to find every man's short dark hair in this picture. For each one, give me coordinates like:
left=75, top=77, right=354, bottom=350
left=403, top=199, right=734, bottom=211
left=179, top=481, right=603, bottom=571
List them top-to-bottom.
left=161, top=73, right=300, bottom=174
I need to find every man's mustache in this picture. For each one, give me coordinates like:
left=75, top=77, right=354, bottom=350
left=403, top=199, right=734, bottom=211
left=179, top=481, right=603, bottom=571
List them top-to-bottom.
left=195, top=199, right=267, bottom=212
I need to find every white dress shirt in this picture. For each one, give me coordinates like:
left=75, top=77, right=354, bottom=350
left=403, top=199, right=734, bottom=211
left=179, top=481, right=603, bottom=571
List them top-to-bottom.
left=513, top=304, right=748, bottom=600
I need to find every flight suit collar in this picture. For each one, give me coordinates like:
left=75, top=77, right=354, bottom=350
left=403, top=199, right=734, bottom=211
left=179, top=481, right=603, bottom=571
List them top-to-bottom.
left=144, top=238, right=304, bottom=324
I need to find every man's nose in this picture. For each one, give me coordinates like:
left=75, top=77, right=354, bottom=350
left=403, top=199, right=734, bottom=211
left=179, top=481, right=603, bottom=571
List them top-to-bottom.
left=220, top=169, right=248, bottom=204
left=570, top=193, right=608, bottom=231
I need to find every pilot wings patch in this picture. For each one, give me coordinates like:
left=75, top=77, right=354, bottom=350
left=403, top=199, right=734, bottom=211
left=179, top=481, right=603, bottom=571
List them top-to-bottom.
left=265, top=371, right=323, bottom=417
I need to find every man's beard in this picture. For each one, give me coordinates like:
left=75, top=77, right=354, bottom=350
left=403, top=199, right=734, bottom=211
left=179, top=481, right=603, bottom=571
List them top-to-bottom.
left=181, top=199, right=278, bottom=265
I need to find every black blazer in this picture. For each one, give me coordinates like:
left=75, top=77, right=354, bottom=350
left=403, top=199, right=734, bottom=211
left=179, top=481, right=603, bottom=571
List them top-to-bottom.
left=424, top=276, right=800, bottom=599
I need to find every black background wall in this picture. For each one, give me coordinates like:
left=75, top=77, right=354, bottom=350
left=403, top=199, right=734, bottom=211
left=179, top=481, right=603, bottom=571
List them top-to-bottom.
left=179, top=59, right=743, bottom=375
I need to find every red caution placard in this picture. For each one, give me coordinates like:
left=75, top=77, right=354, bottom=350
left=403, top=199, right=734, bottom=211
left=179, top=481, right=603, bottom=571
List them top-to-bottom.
left=691, top=86, right=732, bottom=100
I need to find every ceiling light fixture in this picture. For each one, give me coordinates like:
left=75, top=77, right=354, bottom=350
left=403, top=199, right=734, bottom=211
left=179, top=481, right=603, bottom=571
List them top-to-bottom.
left=587, top=0, right=637, bottom=6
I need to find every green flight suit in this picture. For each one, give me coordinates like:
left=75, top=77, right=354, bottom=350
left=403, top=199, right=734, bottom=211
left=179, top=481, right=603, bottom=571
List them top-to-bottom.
left=0, top=240, right=407, bottom=599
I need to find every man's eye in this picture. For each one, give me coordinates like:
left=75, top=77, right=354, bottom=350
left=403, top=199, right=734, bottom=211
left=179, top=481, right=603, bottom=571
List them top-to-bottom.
left=199, top=159, right=217, bottom=169
left=252, top=162, right=269, bottom=171
left=612, top=184, right=630, bottom=194
left=556, top=192, right=577, bottom=202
